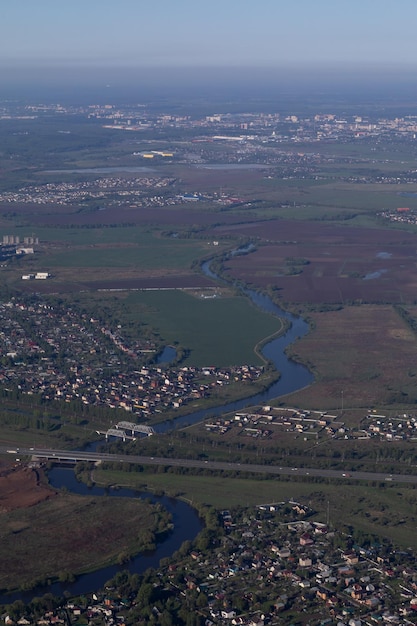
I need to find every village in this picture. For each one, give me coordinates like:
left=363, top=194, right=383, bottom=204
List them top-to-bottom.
left=0, top=176, right=179, bottom=210
left=0, top=295, right=415, bottom=446
left=0, top=297, right=263, bottom=420
left=204, top=406, right=417, bottom=445
left=5, top=501, right=417, bottom=626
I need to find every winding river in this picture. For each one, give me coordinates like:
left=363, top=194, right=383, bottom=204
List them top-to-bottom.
left=1, top=255, right=313, bottom=604
left=155, top=259, right=313, bottom=432
left=0, top=469, right=203, bottom=605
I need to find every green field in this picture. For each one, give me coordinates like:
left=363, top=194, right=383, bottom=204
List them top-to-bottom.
left=23, top=224, right=225, bottom=247
left=18, top=226, right=165, bottom=245
left=32, top=230, right=220, bottom=270
left=43, top=242, right=205, bottom=269
left=125, top=289, right=283, bottom=366
left=91, top=467, right=417, bottom=549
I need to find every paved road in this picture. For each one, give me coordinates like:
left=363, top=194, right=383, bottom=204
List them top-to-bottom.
left=2, top=445, right=415, bottom=485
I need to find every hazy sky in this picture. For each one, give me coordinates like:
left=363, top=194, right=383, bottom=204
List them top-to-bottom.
left=2, top=0, right=417, bottom=69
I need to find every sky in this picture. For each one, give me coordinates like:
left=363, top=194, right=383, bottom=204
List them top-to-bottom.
left=2, top=0, right=417, bottom=70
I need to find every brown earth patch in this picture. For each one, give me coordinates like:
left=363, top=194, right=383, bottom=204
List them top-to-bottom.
left=0, top=464, right=55, bottom=513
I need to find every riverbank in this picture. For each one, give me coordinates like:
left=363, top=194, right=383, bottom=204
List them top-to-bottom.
left=0, top=256, right=313, bottom=602
left=87, top=465, right=417, bottom=550
left=0, top=467, right=203, bottom=605
left=0, top=491, right=170, bottom=595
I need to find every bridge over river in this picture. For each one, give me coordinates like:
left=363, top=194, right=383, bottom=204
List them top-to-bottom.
left=96, top=421, right=156, bottom=441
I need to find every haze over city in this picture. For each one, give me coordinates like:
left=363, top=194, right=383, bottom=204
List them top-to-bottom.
left=2, top=0, right=417, bottom=102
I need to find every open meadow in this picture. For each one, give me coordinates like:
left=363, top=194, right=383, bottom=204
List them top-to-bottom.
left=2, top=118, right=417, bottom=409
left=211, top=220, right=417, bottom=304
left=123, top=289, right=282, bottom=367
left=283, top=304, right=417, bottom=409
left=0, top=462, right=167, bottom=593
left=91, top=466, right=417, bottom=550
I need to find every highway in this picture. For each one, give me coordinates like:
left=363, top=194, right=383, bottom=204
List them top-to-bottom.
left=2, top=445, right=416, bottom=485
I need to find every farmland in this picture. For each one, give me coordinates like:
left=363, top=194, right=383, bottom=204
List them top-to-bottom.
left=3, top=97, right=417, bottom=608
left=0, top=101, right=417, bottom=420
left=1, top=125, right=417, bottom=413
left=123, top=289, right=282, bottom=367
left=0, top=492, right=169, bottom=593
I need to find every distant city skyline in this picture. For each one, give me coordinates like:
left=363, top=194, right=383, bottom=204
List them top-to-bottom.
left=2, top=0, right=417, bottom=70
